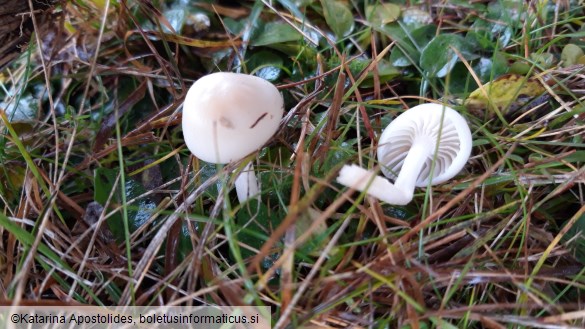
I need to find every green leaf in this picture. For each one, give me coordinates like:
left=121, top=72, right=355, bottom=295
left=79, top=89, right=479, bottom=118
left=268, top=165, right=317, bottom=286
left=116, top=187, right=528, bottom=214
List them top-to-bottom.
left=277, top=0, right=310, bottom=19
left=320, top=0, right=354, bottom=39
left=467, top=1, right=521, bottom=49
left=365, top=3, right=400, bottom=27
left=400, top=7, right=432, bottom=29
left=161, top=8, right=187, bottom=33
left=223, top=17, right=245, bottom=36
left=251, top=21, right=303, bottom=47
left=389, top=24, right=436, bottom=67
left=465, top=30, right=494, bottom=50
left=420, top=34, right=475, bottom=77
left=264, top=42, right=318, bottom=61
left=561, top=44, right=584, bottom=67
left=247, top=51, right=284, bottom=81
left=473, top=52, right=508, bottom=83
left=530, top=52, right=555, bottom=69
left=361, top=59, right=401, bottom=88
left=509, top=61, right=532, bottom=75
left=561, top=150, right=585, bottom=163
left=93, top=168, right=156, bottom=240
left=235, top=200, right=279, bottom=260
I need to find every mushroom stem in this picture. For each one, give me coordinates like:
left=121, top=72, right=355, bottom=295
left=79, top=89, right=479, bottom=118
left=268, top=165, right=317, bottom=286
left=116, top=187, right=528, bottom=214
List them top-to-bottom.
left=394, top=140, right=432, bottom=194
left=337, top=141, right=431, bottom=205
left=234, top=161, right=260, bottom=203
left=337, top=165, right=412, bottom=205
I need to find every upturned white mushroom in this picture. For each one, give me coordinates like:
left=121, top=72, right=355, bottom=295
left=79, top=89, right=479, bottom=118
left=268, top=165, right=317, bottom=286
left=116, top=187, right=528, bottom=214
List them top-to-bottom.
left=182, top=72, right=284, bottom=202
left=337, top=103, right=472, bottom=205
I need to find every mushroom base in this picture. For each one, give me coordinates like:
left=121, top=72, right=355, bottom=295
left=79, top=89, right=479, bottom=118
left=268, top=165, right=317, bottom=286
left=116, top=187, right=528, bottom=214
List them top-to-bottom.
left=337, top=164, right=414, bottom=205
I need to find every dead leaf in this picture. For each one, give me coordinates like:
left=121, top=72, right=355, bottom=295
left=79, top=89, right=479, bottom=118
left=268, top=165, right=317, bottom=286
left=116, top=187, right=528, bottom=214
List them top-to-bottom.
left=464, top=74, right=547, bottom=117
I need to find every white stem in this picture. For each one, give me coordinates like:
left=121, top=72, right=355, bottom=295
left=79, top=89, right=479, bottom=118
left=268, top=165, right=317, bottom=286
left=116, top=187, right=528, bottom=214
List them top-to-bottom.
left=394, top=141, right=432, bottom=193
left=337, top=142, right=431, bottom=205
left=234, top=161, right=260, bottom=203
left=337, top=164, right=412, bottom=205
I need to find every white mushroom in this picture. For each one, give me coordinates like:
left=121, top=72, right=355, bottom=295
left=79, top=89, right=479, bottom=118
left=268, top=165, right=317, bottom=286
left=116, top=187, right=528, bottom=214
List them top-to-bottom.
left=182, top=72, right=284, bottom=202
left=337, top=103, right=472, bottom=205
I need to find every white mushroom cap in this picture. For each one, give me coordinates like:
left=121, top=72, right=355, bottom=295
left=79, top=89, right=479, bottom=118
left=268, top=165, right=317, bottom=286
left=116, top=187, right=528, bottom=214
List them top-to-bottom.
left=182, top=72, right=284, bottom=164
left=337, top=103, right=472, bottom=205
left=378, top=103, right=472, bottom=187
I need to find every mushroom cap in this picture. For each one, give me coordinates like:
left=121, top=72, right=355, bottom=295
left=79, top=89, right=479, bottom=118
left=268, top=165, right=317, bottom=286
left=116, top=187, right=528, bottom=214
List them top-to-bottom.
left=182, top=72, right=284, bottom=164
left=377, top=103, right=472, bottom=187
